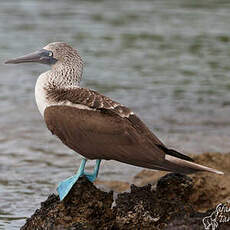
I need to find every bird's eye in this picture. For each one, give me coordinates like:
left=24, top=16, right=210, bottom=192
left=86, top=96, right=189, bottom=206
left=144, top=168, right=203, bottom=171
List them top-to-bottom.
left=48, top=51, right=53, bottom=57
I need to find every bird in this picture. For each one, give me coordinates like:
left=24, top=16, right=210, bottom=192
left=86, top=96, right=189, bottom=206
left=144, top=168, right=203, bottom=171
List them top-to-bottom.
left=5, top=42, right=224, bottom=201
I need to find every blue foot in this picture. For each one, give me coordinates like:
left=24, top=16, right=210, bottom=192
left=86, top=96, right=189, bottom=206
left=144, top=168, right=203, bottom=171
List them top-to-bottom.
left=57, top=158, right=86, bottom=201
left=57, top=159, right=101, bottom=201
left=84, top=160, right=101, bottom=182
left=57, top=174, right=81, bottom=201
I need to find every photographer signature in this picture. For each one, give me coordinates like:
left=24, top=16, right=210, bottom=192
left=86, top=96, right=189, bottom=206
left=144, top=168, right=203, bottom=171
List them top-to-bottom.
left=203, top=201, right=230, bottom=230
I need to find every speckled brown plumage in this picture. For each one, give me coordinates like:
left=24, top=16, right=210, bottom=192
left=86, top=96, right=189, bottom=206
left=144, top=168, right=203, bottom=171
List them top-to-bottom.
left=46, top=86, right=131, bottom=117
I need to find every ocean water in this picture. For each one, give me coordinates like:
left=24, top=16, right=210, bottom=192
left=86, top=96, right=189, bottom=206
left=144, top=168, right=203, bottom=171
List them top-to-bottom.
left=0, top=0, right=230, bottom=229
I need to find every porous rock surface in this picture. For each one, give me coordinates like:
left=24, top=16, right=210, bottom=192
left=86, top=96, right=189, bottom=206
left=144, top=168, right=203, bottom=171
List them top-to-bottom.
left=21, top=153, right=230, bottom=230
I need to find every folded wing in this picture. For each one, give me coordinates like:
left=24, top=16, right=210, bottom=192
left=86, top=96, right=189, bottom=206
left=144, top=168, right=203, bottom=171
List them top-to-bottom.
left=44, top=87, right=223, bottom=174
left=44, top=104, right=167, bottom=169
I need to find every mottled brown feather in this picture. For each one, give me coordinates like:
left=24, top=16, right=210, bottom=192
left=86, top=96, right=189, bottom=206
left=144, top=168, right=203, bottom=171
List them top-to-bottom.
left=44, top=87, right=196, bottom=172
left=46, top=87, right=131, bottom=117
left=44, top=105, right=168, bottom=169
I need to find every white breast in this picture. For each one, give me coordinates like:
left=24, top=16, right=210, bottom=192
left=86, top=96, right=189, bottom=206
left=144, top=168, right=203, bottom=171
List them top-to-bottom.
left=35, top=72, right=50, bottom=117
left=35, top=72, right=95, bottom=117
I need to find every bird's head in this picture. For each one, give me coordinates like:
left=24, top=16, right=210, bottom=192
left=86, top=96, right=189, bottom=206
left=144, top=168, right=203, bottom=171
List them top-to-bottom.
left=5, top=42, right=83, bottom=68
left=5, top=42, right=84, bottom=86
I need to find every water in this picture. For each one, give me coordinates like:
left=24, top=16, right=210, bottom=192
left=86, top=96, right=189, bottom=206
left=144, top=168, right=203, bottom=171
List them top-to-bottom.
left=0, top=0, right=230, bottom=229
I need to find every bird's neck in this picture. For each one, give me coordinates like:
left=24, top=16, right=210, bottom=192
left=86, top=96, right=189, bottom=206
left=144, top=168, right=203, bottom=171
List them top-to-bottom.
left=35, top=63, right=83, bottom=116
left=47, top=64, right=83, bottom=89
left=35, top=65, right=82, bottom=116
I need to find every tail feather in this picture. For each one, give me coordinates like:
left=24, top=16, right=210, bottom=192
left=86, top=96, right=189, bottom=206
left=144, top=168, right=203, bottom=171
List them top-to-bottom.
left=157, top=144, right=194, bottom=162
left=165, top=154, right=224, bottom=175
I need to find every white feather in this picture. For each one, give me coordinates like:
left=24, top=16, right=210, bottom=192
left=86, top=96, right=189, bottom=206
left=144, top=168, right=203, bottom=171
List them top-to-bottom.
left=35, top=72, right=95, bottom=117
left=35, top=72, right=50, bottom=116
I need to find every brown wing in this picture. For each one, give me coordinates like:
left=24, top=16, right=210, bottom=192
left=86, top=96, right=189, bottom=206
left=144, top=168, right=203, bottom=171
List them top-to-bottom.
left=45, top=85, right=164, bottom=148
left=44, top=105, right=166, bottom=169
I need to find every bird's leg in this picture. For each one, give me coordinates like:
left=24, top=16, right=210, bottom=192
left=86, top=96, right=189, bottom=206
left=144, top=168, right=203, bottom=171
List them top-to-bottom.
left=57, top=158, right=87, bottom=201
left=84, top=159, right=101, bottom=182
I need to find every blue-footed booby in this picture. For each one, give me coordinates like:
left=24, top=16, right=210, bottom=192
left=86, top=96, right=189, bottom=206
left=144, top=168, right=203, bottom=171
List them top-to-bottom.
left=5, top=42, right=223, bottom=200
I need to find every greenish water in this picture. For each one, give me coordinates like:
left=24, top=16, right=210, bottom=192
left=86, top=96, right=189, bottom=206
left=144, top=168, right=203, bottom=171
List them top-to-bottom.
left=1, top=0, right=230, bottom=229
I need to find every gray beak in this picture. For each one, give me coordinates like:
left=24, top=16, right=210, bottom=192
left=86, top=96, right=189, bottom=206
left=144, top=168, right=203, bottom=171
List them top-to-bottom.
left=5, top=49, right=57, bottom=65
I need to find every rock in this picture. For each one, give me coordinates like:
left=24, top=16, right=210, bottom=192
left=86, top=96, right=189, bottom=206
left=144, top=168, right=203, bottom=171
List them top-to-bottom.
left=133, top=152, right=230, bottom=212
left=21, top=153, right=230, bottom=230
left=190, top=153, right=230, bottom=212
left=156, top=173, right=193, bottom=201
left=114, top=174, right=195, bottom=229
left=21, top=177, right=116, bottom=230
left=164, top=210, right=230, bottom=230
